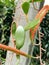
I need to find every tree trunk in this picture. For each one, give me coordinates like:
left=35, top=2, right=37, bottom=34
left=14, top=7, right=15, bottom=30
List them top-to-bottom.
left=5, top=0, right=40, bottom=65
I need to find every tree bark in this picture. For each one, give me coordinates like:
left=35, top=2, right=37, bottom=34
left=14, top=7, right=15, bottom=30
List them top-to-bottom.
left=5, top=0, right=40, bottom=65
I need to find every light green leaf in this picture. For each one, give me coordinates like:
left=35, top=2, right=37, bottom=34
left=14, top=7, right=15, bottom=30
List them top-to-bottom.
left=4, top=0, right=10, bottom=6
left=22, top=2, right=30, bottom=15
left=24, top=19, right=40, bottom=31
left=15, top=26, right=25, bottom=49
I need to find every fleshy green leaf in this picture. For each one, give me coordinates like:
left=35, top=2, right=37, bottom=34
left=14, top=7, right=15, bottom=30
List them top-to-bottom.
left=22, top=2, right=30, bottom=15
left=24, top=19, right=40, bottom=31
left=11, top=22, right=16, bottom=36
left=15, top=26, right=25, bottom=49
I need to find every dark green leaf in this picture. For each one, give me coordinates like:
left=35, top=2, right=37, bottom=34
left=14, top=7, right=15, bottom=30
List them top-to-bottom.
left=22, top=2, right=30, bottom=15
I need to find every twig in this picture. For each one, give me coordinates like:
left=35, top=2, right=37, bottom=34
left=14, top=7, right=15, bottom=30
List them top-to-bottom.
left=33, top=3, right=39, bottom=11
left=38, top=28, right=42, bottom=65
left=38, top=29, right=46, bottom=65
left=32, top=43, right=40, bottom=46
left=0, top=44, right=35, bottom=58
left=41, top=48, right=46, bottom=52
left=32, top=56, right=40, bottom=59
left=0, top=60, right=2, bottom=65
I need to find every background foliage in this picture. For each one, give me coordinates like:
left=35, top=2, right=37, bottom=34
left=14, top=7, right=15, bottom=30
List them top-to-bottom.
left=0, top=0, right=16, bottom=64
left=30, top=11, right=49, bottom=65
